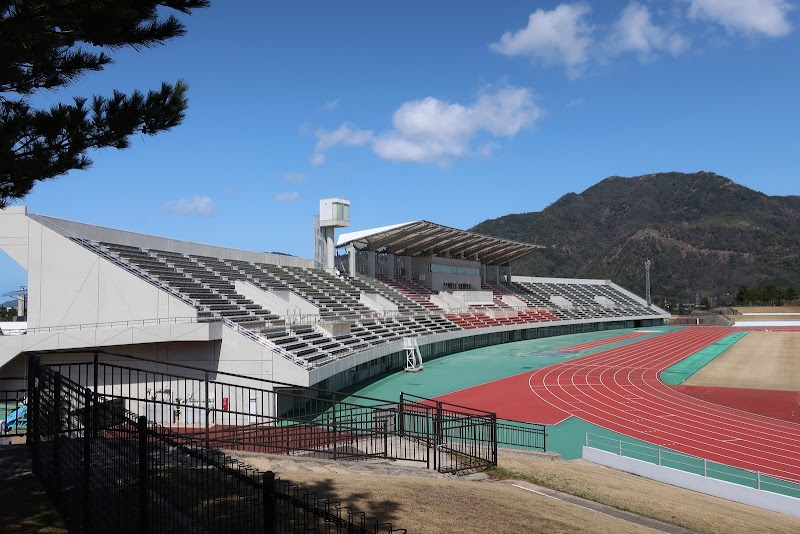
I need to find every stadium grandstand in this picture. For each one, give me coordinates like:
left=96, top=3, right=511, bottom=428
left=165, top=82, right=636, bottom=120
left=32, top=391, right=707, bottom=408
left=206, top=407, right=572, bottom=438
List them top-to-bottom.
left=0, top=202, right=667, bottom=396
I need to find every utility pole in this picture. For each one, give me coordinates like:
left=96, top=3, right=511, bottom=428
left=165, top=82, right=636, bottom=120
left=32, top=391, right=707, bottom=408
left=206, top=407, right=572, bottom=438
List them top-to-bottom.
left=644, top=259, right=652, bottom=306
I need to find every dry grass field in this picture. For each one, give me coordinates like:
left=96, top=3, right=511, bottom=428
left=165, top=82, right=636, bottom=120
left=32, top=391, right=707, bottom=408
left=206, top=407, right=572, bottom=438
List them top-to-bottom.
left=733, top=306, right=800, bottom=314
left=684, top=330, right=800, bottom=391
left=236, top=451, right=800, bottom=534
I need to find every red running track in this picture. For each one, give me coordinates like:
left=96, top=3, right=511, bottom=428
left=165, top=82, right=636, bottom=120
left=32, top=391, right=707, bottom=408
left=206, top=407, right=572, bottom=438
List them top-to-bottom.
left=439, top=327, right=800, bottom=483
left=557, top=331, right=650, bottom=352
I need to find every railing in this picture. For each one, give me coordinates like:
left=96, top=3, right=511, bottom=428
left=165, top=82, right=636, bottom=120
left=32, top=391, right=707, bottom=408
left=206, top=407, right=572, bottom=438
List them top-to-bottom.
left=22, top=316, right=204, bottom=335
left=38, top=351, right=531, bottom=474
left=27, top=357, right=406, bottom=533
left=1, top=376, right=26, bottom=435
left=399, top=392, right=500, bottom=473
left=497, top=420, right=547, bottom=451
left=585, top=433, right=800, bottom=498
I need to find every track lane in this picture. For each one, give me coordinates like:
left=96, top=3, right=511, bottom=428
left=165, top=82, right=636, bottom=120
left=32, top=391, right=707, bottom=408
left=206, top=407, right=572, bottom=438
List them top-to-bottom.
left=528, top=327, right=800, bottom=482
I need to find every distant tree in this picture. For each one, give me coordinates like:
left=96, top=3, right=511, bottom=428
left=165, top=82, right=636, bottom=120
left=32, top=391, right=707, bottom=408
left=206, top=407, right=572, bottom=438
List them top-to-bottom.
left=1, top=0, right=209, bottom=207
left=761, top=283, right=779, bottom=305
left=735, top=285, right=751, bottom=305
left=786, top=287, right=798, bottom=303
left=0, top=306, right=15, bottom=321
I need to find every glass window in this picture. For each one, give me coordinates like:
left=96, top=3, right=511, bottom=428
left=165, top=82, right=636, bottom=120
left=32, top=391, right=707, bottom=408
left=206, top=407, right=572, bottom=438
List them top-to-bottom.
left=431, top=263, right=479, bottom=276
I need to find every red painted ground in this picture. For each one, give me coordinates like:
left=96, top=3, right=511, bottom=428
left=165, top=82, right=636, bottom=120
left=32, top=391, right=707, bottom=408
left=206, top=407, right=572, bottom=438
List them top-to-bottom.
left=436, top=327, right=800, bottom=483
left=558, top=331, right=650, bottom=352
left=673, top=385, right=800, bottom=424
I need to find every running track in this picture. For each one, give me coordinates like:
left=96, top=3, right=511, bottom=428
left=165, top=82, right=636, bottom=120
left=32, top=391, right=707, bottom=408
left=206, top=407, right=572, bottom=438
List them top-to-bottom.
left=438, top=327, right=800, bottom=483
left=556, top=331, right=650, bottom=352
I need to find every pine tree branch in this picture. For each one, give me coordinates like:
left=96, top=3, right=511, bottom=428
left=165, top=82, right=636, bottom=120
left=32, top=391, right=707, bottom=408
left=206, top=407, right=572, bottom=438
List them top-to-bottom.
left=0, top=1, right=208, bottom=206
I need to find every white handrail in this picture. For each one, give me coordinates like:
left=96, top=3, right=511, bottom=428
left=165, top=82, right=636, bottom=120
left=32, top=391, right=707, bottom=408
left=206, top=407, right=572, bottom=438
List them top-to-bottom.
left=24, top=316, right=205, bottom=335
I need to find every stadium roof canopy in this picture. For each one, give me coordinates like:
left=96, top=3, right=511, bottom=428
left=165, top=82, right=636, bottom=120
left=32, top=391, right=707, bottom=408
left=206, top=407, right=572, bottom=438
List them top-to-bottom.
left=336, top=220, right=542, bottom=266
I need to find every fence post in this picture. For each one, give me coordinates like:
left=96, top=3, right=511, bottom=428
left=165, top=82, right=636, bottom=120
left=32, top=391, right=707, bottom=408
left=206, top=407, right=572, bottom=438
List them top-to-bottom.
left=93, top=351, right=99, bottom=394
left=92, top=352, right=99, bottom=440
left=26, top=355, right=37, bottom=446
left=27, top=355, right=40, bottom=474
left=205, top=371, right=210, bottom=449
left=53, top=373, right=62, bottom=498
left=83, top=387, right=92, bottom=532
left=398, top=392, right=405, bottom=437
left=332, top=395, right=338, bottom=460
left=491, top=413, right=498, bottom=466
left=138, top=415, right=148, bottom=533
left=383, top=418, right=389, bottom=460
left=618, top=439, right=622, bottom=456
left=658, top=448, right=662, bottom=466
left=703, top=459, right=707, bottom=478
left=263, top=471, right=276, bottom=534
left=757, top=471, right=761, bottom=490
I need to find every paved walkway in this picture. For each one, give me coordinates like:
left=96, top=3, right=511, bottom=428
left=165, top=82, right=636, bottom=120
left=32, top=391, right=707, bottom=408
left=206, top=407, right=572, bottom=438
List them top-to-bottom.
left=508, top=479, right=699, bottom=534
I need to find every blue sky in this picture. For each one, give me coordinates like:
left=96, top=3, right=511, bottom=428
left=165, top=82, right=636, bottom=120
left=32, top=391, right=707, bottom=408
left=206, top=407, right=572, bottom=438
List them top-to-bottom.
left=2, top=0, right=799, bottom=293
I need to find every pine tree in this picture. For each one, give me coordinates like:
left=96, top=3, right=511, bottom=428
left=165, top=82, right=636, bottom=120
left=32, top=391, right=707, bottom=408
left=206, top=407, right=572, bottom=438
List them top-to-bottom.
left=0, top=0, right=209, bottom=207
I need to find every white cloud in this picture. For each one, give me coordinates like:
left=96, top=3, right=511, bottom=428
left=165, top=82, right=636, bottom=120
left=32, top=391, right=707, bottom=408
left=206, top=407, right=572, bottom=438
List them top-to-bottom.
left=687, top=0, right=792, bottom=37
left=610, top=2, right=690, bottom=57
left=490, top=3, right=594, bottom=78
left=311, top=86, right=541, bottom=166
left=372, top=86, right=542, bottom=165
left=566, top=97, right=585, bottom=108
left=322, top=98, right=340, bottom=110
left=312, top=123, right=373, bottom=164
left=314, top=123, right=374, bottom=152
left=310, top=153, right=326, bottom=166
left=282, top=172, right=305, bottom=182
left=275, top=192, right=300, bottom=203
left=163, top=195, right=216, bottom=216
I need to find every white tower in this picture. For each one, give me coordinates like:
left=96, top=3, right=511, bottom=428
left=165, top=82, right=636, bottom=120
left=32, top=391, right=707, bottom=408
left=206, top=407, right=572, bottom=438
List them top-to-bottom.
left=317, top=198, right=350, bottom=271
left=645, top=259, right=651, bottom=306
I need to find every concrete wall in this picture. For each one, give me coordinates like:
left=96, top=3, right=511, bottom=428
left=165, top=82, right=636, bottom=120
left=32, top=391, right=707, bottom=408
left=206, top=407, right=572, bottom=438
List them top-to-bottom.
left=0, top=206, right=30, bottom=268
left=26, top=222, right=197, bottom=328
left=235, top=280, right=319, bottom=318
left=452, top=290, right=493, bottom=305
left=431, top=291, right=463, bottom=311
left=360, top=292, right=398, bottom=313
left=0, top=321, right=219, bottom=373
left=583, top=446, right=800, bottom=518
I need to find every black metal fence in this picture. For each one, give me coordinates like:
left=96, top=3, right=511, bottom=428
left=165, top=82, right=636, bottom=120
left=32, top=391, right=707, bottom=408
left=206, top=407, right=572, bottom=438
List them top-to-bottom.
left=40, top=351, right=545, bottom=474
left=27, top=357, right=405, bottom=533
left=1, top=375, right=27, bottom=435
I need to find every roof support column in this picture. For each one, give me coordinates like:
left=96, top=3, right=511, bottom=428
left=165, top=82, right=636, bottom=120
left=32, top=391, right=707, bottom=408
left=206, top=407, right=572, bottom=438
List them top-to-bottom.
left=323, top=227, right=335, bottom=272
left=348, top=244, right=356, bottom=276
left=367, top=250, right=377, bottom=278
left=387, top=253, right=395, bottom=278
left=480, top=264, right=486, bottom=285
left=495, top=265, right=501, bottom=284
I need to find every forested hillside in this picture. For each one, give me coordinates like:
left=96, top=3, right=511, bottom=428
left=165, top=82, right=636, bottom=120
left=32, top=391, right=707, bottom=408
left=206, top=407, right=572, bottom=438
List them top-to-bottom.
left=472, top=172, right=800, bottom=304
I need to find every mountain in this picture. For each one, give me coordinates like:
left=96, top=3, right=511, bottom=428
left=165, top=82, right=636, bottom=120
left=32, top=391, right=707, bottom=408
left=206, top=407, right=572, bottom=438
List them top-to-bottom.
left=472, top=172, right=800, bottom=303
